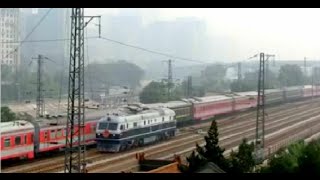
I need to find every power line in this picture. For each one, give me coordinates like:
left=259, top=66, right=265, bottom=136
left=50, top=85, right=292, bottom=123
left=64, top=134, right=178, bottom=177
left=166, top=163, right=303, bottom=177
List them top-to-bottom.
left=2, top=8, right=54, bottom=60
left=0, top=36, right=99, bottom=44
left=99, top=36, right=210, bottom=64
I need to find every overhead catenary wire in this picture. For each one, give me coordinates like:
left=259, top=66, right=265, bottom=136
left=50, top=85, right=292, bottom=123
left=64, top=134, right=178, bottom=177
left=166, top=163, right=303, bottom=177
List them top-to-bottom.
left=1, top=8, right=54, bottom=60
left=0, top=36, right=99, bottom=44
left=98, top=36, right=210, bottom=64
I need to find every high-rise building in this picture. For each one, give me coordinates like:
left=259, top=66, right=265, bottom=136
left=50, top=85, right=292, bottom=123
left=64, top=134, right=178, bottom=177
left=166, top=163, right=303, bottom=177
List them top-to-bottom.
left=0, top=8, right=20, bottom=67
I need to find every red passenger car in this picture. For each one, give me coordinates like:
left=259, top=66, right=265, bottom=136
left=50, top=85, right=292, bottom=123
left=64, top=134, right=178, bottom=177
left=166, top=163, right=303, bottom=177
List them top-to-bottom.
left=234, top=91, right=258, bottom=111
left=192, top=95, right=234, bottom=121
left=1, top=119, right=98, bottom=161
left=1, top=120, right=35, bottom=160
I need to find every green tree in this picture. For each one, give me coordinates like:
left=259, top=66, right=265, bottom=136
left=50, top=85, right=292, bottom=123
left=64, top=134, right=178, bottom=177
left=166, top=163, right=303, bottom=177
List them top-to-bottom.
left=86, top=61, right=144, bottom=89
left=202, top=64, right=229, bottom=92
left=278, top=64, right=304, bottom=87
left=230, top=69, right=278, bottom=92
left=139, top=81, right=168, bottom=103
left=1, top=106, right=16, bottom=122
left=181, top=119, right=227, bottom=173
left=196, top=119, right=228, bottom=169
left=228, top=138, right=255, bottom=173
left=261, top=141, right=305, bottom=173
left=297, top=141, right=320, bottom=174
left=180, top=151, right=207, bottom=173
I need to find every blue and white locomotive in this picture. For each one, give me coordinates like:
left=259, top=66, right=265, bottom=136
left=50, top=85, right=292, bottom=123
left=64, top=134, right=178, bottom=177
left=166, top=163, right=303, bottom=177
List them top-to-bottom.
left=95, top=104, right=176, bottom=152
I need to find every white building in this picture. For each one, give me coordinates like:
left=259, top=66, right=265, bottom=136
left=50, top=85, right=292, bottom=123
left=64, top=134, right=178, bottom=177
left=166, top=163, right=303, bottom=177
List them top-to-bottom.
left=0, top=8, right=20, bottom=67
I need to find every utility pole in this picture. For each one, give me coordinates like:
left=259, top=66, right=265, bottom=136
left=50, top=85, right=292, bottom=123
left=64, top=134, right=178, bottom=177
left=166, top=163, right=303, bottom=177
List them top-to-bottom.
left=64, top=8, right=101, bottom=173
left=255, top=53, right=275, bottom=163
left=31, top=54, right=54, bottom=118
left=35, top=55, right=44, bottom=118
left=304, top=57, right=307, bottom=86
left=164, top=59, right=173, bottom=101
left=266, top=59, right=269, bottom=89
left=237, top=62, right=242, bottom=91
left=312, top=67, right=314, bottom=97
left=186, top=76, right=192, bottom=98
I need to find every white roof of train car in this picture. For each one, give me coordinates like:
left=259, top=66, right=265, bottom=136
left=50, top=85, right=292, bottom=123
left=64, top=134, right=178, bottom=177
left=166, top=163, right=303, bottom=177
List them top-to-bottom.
left=304, top=85, right=312, bottom=89
left=284, top=86, right=303, bottom=90
left=265, top=89, right=283, bottom=93
left=235, top=91, right=258, bottom=96
left=191, top=95, right=232, bottom=103
left=99, top=107, right=175, bottom=123
left=1, top=120, right=34, bottom=134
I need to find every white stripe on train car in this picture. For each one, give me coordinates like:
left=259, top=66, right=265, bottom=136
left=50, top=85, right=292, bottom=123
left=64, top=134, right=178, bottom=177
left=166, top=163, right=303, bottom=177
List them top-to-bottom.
left=38, top=134, right=96, bottom=151
left=1, top=145, right=34, bottom=158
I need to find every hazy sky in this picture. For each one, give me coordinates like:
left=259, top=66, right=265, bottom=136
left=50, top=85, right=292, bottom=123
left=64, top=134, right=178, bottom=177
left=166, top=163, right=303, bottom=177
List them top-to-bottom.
left=85, top=8, right=320, bottom=61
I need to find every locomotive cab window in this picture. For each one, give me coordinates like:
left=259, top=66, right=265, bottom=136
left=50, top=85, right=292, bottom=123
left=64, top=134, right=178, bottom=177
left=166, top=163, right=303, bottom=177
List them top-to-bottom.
left=98, top=122, right=118, bottom=130
left=120, top=124, right=125, bottom=130
left=24, top=135, right=27, bottom=144
left=15, top=136, right=21, bottom=145
left=4, top=138, right=10, bottom=147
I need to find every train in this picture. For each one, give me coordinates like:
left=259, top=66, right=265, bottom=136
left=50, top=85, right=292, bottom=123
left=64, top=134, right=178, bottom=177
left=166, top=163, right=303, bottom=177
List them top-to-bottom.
left=2, top=85, right=320, bottom=159
left=95, top=85, right=320, bottom=152
left=95, top=105, right=176, bottom=152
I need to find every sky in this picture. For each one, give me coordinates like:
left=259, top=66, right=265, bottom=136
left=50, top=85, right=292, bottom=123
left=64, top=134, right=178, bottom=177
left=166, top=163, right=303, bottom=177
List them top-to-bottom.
left=84, top=8, right=320, bottom=61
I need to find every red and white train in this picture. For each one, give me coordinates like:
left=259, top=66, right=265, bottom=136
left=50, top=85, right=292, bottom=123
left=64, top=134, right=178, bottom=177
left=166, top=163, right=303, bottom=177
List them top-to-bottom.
left=1, top=85, right=320, bottom=161
left=1, top=113, right=102, bottom=161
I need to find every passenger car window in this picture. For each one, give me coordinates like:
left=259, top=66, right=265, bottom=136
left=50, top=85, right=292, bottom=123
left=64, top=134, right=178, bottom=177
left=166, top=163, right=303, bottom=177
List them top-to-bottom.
left=133, top=122, right=137, bottom=127
left=57, top=129, right=62, bottom=137
left=50, top=130, right=56, bottom=139
left=44, top=131, right=48, bottom=140
left=24, top=135, right=27, bottom=144
left=15, top=136, right=21, bottom=145
left=4, top=138, right=10, bottom=147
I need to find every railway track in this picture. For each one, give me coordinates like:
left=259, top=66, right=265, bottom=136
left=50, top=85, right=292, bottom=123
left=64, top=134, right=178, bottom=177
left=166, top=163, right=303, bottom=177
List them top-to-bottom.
left=2, top=98, right=320, bottom=173
left=88, top=105, right=320, bottom=172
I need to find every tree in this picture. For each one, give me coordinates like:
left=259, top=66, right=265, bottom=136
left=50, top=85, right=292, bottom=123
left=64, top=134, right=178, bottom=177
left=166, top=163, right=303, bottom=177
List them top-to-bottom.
left=86, top=61, right=144, bottom=89
left=202, top=64, right=229, bottom=92
left=278, top=64, right=304, bottom=87
left=230, top=69, right=278, bottom=92
left=139, top=81, right=168, bottom=103
left=1, top=106, right=16, bottom=122
left=181, top=119, right=228, bottom=173
left=196, top=119, right=228, bottom=169
left=228, top=138, right=255, bottom=173
left=261, top=141, right=305, bottom=173
left=297, top=141, right=320, bottom=174
left=180, top=151, right=207, bottom=173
